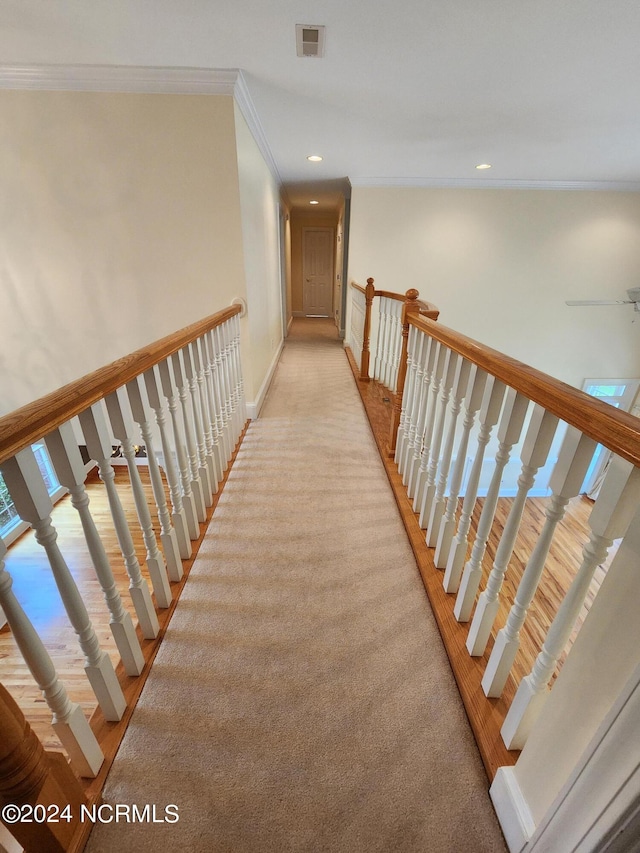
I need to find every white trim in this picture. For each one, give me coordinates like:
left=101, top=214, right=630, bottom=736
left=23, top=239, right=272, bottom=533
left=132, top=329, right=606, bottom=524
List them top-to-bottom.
left=0, top=63, right=239, bottom=94
left=0, top=64, right=282, bottom=187
left=233, top=71, right=282, bottom=186
left=350, top=176, right=640, bottom=192
left=245, top=340, right=284, bottom=420
left=490, top=767, right=535, bottom=853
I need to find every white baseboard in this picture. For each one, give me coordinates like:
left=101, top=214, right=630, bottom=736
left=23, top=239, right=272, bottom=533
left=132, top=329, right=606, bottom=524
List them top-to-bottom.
left=246, top=339, right=284, bottom=420
left=490, top=767, right=535, bottom=853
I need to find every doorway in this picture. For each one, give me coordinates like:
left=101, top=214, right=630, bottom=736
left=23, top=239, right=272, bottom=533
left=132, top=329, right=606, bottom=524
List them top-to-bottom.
left=302, top=227, right=334, bottom=317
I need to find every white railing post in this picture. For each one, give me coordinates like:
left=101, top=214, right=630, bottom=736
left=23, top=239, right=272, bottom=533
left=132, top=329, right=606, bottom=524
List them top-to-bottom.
left=232, top=313, right=247, bottom=426
left=213, top=325, right=233, bottom=464
left=395, top=326, right=421, bottom=469
left=202, top=333, right=226, bottom=477
left=400, top=334, right=431, bottom=479
left=191, top=338, right=221, bottom=490
left=405, top=339, right=438, bottom=497
left=412, top=342, right=448, bottom=509
left=181, top=345, right=214, bottom=503
left=418, top=350, right=459, bottom=528
left=158, top=357, right=205, bottom=530
left=426, top=357, right=472, bottom=545
left=434, top=365, right=488, bottom=567
left=143, top=366, right=193, bottom=559
left=126, top=377, right=184, bottom=582
left=443, top=378, right=507, bottom=593
left=454, top=390, right=530, bottom=621
left=105, top=391, right=172, bottom=610
left=78, top=403, right=159, bottom=640
left=466, top=406, right=559, bottom=657
left=45, top=422, right=145, bottom=677
left=482, top=427, right=597, bottom=697
left=0, top=449, right=126, bottom=722
left=501, top=455, right=640, bottom=748
left=0, top=538, right=104, bottom=778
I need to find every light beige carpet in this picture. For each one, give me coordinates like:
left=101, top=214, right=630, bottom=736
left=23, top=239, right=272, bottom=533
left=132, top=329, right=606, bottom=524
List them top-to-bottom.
left=86, top=318, right=506, bottom=852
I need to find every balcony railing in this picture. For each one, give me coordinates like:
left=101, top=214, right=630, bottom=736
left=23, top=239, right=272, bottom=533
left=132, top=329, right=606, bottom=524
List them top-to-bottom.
left=347, top=279, right=640, bottom=852
left=0, top=303, right=246, bottom=852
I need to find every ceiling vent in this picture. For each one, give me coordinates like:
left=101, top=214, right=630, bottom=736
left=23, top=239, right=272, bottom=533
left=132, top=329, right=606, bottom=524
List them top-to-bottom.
left=296, top=24, right=325, bottom=58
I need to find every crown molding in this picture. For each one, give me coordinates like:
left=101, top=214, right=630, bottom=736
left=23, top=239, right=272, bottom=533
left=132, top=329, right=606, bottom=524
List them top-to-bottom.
left=0, top=63, right=242, bottom=94
left=0, top=63, right=282, bottom=186
left=233, top=70, right=282, bottom=187
left=350, top=176, right=640, bottom=192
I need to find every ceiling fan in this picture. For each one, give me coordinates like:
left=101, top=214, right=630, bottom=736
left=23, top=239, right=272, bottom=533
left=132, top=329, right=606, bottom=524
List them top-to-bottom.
left=566, top=286, right=640, bottom=312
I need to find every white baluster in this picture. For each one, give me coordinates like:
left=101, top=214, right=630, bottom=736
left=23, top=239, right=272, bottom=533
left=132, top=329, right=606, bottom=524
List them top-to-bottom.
left=372, top=296, right=384, bottom=380
left=380, top=298, right=392, bottom=387
left=389, top=299, right=404, bottom=392
left=375, top=300, right=388, bottom=384
left=232, top=314, right=247, bottom=427
left=228, top=318, right=244, bottom=438
left=223, top=320, right=242, bottom=440
left=221, top=321, right=239, bottom=440
left=212, top=325, right=233, bottom=464
left=395, top=326, right=420, bottom=469
left=202, top=332, right=226, bottom=478
left=399, top=333, right=429, bottom=478
left=403, top=337, right=436, bottom=493
left=192, top=338, right=222, bottom=487
left=411, top=341, right=447, bottom=505
left=182, top=345, right=214, bottom=502
left=418, top=350, right=459, bottom=528
left=170, top=352, right=209, bottom=519
left=426, top=357, right=472, bottom=546
left=158, top=358, right=204, bottom=532
left=434, top=365, right=488, bottom=567
left=143, top=367, right=193, bottom=560
left=126, top=377, right=183, bottom=583
left=443, top=378, right=507, bottom=593
left=454, top=390, right=530, bottom=621
left=105, top=391, right=172, bottom=609
left=79, top=404, right=159, bottom=640
left=466, top=406, right=559, bottom=657
left=45, top=422, right=145, bottom=676
left=482, top=427, right=597, bottom=697
left=1, top=449, right=126, bottom=722
left=501, top=455, right=640, bottom=749
left=0, top=538, right=104, bottom=777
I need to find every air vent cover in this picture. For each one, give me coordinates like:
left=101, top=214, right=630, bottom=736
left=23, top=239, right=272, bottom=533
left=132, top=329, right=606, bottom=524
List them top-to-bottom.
left=296, top=24, right=326, bottom=58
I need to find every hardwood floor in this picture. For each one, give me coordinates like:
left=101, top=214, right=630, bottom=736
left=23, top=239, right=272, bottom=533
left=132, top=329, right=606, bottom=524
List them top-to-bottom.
left=346, top=347, right=618, bottom=779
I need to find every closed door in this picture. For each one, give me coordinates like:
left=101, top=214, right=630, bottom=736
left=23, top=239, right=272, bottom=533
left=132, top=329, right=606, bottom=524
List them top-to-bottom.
left=302, top=228, right=333, bottom=317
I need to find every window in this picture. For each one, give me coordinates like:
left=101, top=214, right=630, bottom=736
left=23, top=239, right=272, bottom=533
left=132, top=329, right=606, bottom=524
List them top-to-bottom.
left=0, top=444, right=62, bottom=542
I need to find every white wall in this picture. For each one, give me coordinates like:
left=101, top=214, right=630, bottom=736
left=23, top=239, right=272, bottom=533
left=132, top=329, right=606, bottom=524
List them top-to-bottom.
left=0, top=90, right=248, bottom=417
left=233, top=102, right=284, bottom=415
left=348, top=187, right=640, bottom=389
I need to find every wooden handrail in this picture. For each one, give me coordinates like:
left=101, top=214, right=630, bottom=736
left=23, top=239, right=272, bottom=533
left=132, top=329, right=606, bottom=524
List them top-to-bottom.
left=350, top=281, right=367, bottom=295
left=373, top=289, right=439, bottom=320
left=0, top=304, right=241, bottom=467
left=409, top=314, right=640, bottom=468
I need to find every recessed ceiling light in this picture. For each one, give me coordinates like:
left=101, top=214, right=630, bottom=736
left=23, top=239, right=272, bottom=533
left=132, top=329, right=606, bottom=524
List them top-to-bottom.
left=307, top=155, right=323, bottom=162
left=476, top=163, right=492, bottom=170
left=309, top=200, right=319, bottom=205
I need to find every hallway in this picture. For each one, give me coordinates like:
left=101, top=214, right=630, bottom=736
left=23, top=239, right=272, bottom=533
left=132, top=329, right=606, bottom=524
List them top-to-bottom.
left=85, top=319, right=506, bottom=852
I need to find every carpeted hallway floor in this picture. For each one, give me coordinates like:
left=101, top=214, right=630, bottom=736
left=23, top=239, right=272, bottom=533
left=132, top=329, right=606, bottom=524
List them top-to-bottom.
left=86, top=318, right=507, bottom=852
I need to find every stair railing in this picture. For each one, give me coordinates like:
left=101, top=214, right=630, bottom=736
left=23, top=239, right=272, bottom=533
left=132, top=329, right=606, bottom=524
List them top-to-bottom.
left=348, top=278, right=640, bottom=764
left=348, top=278, right=439, bottom=387
left=0, top=303, right=247, bottom=784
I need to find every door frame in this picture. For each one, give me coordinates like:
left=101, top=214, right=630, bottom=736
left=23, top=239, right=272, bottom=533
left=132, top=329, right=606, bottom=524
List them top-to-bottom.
left=302, top=226, right=334, bottom=317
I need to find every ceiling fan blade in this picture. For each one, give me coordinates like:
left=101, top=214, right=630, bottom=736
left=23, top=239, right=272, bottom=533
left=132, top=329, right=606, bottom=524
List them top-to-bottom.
left=565, top=299, right=632, bottom=306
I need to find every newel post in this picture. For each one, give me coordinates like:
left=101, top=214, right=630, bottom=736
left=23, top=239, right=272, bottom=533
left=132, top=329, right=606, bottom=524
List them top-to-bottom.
left=360, top=278, right=375, bottom=381
left=388, top=289, right=420, bottom=457
left=0, top=683, right=88, bottom=852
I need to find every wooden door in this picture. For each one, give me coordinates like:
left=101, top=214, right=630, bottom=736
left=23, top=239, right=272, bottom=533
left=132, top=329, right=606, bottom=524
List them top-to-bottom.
left=302, top=228, right=333, bottom=317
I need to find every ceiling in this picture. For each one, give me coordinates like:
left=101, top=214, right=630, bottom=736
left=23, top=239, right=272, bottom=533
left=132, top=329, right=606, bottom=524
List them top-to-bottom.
left=3, top=0, right=640, bottom=211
